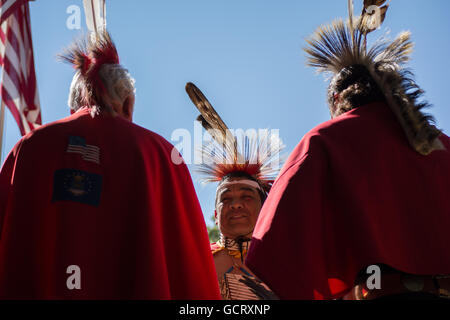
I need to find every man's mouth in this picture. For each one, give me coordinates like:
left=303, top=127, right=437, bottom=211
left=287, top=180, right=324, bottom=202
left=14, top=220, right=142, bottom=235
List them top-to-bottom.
left=229, top=213, right=248, bottom=220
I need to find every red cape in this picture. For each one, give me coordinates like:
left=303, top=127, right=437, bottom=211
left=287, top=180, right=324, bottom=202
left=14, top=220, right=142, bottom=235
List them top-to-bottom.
left=246, top=102, right=450, bottom=299
left=0, top=108, right=220, bottom=299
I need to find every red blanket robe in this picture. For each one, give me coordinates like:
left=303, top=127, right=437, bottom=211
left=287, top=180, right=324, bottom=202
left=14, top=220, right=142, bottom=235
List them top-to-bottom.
left=246, top=102, right=450, bottom=299
left=0, top=108, right=220, bottom=299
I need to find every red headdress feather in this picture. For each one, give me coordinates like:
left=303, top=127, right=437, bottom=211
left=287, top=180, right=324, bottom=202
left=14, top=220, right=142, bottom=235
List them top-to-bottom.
left=59, top=31, right=120, bottom=107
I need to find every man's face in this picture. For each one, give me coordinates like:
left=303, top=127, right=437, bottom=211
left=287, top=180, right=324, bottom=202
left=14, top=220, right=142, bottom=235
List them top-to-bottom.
left=215, top=178, right=263, bottom=239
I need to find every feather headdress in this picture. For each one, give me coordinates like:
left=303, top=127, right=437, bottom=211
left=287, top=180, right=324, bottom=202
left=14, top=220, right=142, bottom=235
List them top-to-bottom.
left=304, top=0, right=442, bottom=155
left=59, top=31, right=120, bottom=108
left=186, top=82, right=284, bottom=194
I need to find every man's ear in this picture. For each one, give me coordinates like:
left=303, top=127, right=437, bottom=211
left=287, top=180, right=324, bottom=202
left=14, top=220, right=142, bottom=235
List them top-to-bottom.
left=122, top=96, right=134, bottom=121
left=214, top=210, right=218, bottom=225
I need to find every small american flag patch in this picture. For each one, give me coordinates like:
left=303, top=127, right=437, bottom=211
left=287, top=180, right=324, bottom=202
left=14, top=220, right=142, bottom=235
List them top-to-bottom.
left=67, top=136, right=100, bottom=164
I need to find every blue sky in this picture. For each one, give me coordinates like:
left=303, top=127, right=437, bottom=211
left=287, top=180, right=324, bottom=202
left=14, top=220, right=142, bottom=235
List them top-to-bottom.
left=2, top=0, right=450, bottom=226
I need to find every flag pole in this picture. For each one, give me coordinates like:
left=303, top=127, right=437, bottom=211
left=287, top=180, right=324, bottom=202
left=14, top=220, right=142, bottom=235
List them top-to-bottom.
left=0, top=15, right=4, bottom=164
left=0, top=64, right=5, bottom=165
left=0, top=99, right=5, bottom=165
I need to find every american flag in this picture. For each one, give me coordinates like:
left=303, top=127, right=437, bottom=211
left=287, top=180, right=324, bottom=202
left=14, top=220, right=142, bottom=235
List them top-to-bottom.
left=0, top=0, right=41, bottom=136
left=67, top=136, right=101, bottom=165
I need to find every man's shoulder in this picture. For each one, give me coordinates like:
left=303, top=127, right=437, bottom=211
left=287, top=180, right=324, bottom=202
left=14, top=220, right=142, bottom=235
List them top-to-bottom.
left=299, top=102, right=390, bottom=147
left=280, top=108, right=367, bottom=175
left=306, top=110, right=362, bottom=138
left=12, top=111, right=184, bottom=170
left=25, top=112, right=174, bottom=149
left=18, top=113, right=78, bottom=144
left=128, top=121, right=171, bottom=145
left=126, top=122, right=181, bottom=163
left=439, top=133, right=450, bottom=145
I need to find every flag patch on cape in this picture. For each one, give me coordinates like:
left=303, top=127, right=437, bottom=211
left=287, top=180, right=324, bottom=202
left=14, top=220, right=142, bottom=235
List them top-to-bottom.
left=67, top=136, right=100, bottom=164
left=52, top=169, right=103, bottom=206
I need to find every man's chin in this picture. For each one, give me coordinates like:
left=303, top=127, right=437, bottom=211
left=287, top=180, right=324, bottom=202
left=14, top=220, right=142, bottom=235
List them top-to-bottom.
left=225, top=227, right=252, bottom=239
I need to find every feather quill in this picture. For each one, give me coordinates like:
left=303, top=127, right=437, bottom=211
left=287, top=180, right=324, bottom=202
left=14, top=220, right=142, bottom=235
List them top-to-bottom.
left=83, top=0, right=106, bottom=34
left=348, top=0, right=355, bottom=39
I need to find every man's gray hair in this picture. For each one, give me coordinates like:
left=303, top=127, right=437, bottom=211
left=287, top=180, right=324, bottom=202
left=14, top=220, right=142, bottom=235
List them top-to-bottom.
left=68, top=63, right=136, bottom=112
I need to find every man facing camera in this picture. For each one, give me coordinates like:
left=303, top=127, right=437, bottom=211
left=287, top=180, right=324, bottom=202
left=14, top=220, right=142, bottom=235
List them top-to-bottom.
left=186, top=82, right=281, bottom=300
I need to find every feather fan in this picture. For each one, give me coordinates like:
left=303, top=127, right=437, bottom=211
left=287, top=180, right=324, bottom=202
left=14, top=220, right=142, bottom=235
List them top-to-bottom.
left=185, top=82, right=284, bottom=192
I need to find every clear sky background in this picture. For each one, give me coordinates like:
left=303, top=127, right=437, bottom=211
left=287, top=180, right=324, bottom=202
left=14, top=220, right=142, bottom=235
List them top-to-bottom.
left=1, top=0, right=450, bottom=227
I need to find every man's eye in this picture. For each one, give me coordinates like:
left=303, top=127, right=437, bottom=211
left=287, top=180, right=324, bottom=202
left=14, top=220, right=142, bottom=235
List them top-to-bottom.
left=221, top=198, right=231, bottom=203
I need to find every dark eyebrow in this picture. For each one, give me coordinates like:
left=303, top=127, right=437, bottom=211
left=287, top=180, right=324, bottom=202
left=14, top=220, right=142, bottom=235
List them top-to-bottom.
left=219, top=189, right=231, bottom=197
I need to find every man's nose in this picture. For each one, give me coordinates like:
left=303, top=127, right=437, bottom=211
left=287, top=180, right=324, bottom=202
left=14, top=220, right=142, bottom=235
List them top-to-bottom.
left=230, top=198, right=244, bottom=210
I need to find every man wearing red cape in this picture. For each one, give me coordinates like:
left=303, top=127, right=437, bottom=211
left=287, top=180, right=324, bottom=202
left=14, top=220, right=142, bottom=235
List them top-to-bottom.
left=246, top=14, right=450, bottom=299
left=0, top=32, right=220, bottom=299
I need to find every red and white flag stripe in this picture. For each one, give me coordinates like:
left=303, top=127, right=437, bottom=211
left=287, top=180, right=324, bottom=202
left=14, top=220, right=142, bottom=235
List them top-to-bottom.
left=0, top=0, right=41, bottom=136
left=0, top=0, right=24, bottom=23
